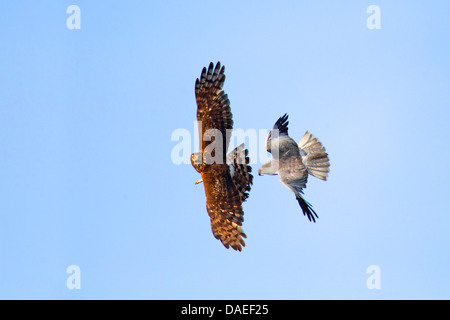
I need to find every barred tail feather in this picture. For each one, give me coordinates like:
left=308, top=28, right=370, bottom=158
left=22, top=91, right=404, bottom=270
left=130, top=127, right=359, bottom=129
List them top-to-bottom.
left=298, top=131, right=330, bottom=181
left=227, top=143, right=253, bottom=203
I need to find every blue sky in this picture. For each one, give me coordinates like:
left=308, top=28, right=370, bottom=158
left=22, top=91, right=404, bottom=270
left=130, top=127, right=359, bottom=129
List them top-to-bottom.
left=0, top=1, right=449, bottom=299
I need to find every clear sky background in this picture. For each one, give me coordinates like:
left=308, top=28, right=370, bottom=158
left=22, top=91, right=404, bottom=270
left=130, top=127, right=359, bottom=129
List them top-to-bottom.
left=0, top=1, right=449, bottom=299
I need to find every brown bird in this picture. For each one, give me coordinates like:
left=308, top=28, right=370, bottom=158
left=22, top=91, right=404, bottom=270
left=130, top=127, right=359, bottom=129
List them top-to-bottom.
left=191, top=62, right=253, bottom=251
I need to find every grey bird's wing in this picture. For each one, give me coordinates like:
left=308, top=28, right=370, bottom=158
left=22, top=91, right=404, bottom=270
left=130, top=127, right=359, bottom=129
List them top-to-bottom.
left=265, top=113, right=300, bottom=160
left=278, top=156, right=309, bottom=195
left=278, top=156, right=318, bottom=222
left=279, top=157, right=318, bottom=222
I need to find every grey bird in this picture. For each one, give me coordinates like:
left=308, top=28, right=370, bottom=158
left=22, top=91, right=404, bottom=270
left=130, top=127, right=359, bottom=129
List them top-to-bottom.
left=258, top=114, right=330, bottom=222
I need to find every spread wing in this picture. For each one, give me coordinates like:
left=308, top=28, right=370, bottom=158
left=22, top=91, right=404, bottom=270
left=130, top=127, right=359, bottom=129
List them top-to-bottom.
left=194, top=62, right=251, bottom=251
left=195, top=62, right=232, bottom=162
left=265, top=113, right=299, bottom=160
left=265, top=113, right=288, bottom=155
left=204, top=143, right=253, bottom=251
left=279, top=156, right=318, bottom=222
left=279, top=156, right=309, bottom=195
left=204, top=173, right=248, bottom=251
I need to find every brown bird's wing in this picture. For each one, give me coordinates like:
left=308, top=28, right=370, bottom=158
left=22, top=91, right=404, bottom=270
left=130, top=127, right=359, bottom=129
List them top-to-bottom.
left=195, top=62, right=232, bottom=163
left=202, top=144, right=253, bottom=251
left=203, top=144, right=253, bottom=251
left=203, top=170, right=248, bottom=251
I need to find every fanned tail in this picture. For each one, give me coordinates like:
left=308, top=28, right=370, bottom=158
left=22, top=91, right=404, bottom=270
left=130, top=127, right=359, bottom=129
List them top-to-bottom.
left=298, top=131, right=330, bottom=181
left=227, top=143, right=253, bottom=203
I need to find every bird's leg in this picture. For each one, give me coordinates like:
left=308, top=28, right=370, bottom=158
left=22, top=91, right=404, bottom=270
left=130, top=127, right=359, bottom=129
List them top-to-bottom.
left=195, top=179, right=203, bottom=185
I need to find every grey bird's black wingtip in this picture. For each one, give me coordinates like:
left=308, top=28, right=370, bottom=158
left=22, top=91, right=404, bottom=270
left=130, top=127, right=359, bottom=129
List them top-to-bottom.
left=273, top=113, right=289, bottom=135
left=296, top=195, right=319, bottom=223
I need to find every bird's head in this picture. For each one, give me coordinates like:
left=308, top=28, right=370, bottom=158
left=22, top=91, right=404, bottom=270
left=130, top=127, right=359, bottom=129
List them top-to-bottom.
left=191, top=152, right=205, bottom=173
left=258, top=161, right=278, bottom=176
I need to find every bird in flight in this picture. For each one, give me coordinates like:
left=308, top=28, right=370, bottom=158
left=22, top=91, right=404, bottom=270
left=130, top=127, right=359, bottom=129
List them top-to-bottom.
left=191, top=62, right=253, bottom=251
left=259, top=114, right=329, bottom=222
